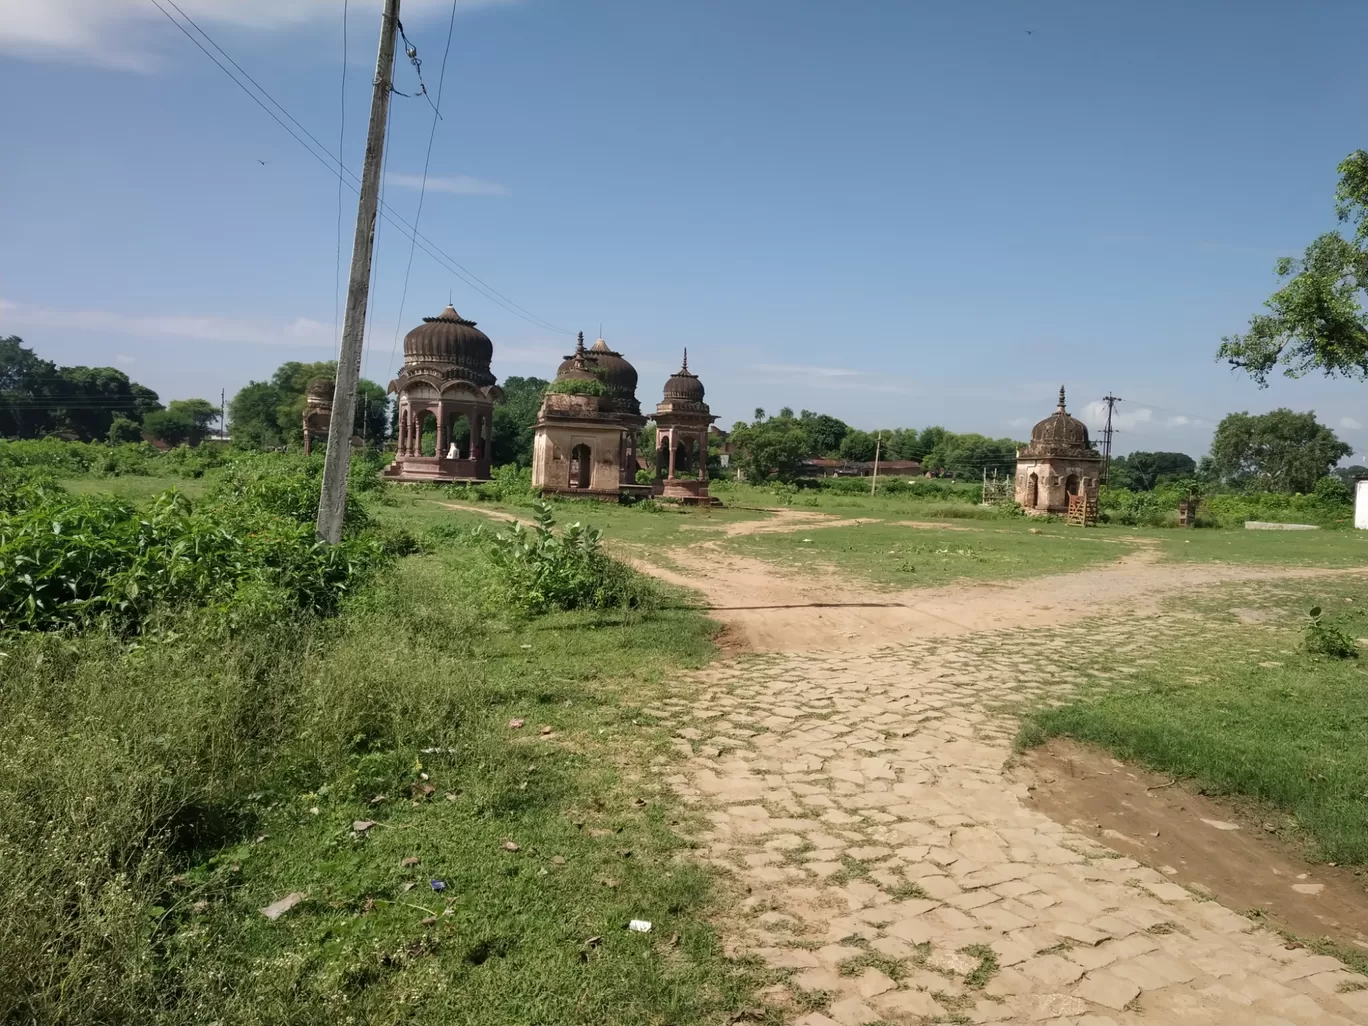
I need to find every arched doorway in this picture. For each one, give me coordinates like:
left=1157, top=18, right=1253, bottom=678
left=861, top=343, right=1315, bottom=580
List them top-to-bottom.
left=418, top=411, right=438, bottom=456
left=446, top=412, right=469, bottom=459
left=675, top=441, right=691, bottom=475
left=570, top=444, right=591, bottom=488
left=1027, top=472, right=1038, bottom=508
left=1065, top=473, right=1079, bottom=496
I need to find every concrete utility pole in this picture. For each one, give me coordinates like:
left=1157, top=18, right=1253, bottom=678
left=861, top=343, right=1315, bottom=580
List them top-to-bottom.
left=317, top=0, right=400, bottom=543
left=219, top=388, right=225, bottom=441
left=1099, top=393, right=1121, bottom=486
left=870, top=430, right=882, bottom=496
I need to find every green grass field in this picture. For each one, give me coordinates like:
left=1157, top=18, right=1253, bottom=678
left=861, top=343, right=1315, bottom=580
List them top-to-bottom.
left=1, top=487, right=771, bottom=1024
left=1020, top=576, right=1368, bottom=865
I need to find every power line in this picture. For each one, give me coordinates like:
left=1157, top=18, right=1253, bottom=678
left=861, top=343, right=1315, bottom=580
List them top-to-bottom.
left=144, top=0, right=572, bottom=337
left=333, top=0, right=348, bottom=346
left=384, top=0, right=459, bottom=384
left=1099, top=393, right=1121, bottom=484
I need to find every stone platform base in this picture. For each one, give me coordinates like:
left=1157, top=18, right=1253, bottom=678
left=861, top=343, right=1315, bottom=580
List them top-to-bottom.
left=383, top=455, right=490, bottom=483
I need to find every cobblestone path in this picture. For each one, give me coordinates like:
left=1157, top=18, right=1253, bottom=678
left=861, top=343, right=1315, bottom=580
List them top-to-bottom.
left=649, top=619, right=1368, bottom=1025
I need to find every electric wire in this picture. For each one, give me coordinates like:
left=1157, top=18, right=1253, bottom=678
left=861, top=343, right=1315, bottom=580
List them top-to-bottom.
left=145, top=0, right=571, bottom=336
left=333, top=0, right=348, bottom=344
left=383, top=0, right=459, bottom=384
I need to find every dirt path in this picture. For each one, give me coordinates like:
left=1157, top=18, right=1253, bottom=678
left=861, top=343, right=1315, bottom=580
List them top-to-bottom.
left=639, top=539, right=1350, bottom=653
left=636, top=541, right=1368, bottom=1024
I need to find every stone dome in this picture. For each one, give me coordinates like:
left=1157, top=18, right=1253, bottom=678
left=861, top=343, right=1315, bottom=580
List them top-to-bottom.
left=402, top=305, right=495, bottom=386
left=555, top=333, right=641, bottom=415
left=662, top=349, right=705, bottom=405
left=305, top=376, right=335, bottom=402
left=1026, top=387, right=1093, bottom=454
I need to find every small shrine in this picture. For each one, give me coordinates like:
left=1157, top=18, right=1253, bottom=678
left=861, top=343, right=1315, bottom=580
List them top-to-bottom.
left=383, top=305, right=502, bottom=483
left=531, top=334, right=649, bottom=499
left=653, top=350, right=720, bottom=506
left=301, top=376, right=334, bottom=456
left=1014, top=386, right=1101, bottom=520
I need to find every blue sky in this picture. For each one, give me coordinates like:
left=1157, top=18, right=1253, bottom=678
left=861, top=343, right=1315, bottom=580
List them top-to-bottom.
left=2, top=0, right=1366, bottom=458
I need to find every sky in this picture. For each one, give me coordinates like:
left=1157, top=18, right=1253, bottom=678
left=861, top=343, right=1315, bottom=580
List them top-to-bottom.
left=2, top=0, right=1366, bottom=459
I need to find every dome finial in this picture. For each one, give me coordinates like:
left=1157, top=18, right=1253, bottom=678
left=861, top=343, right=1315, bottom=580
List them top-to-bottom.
left=575, top=331, right=585, bottom=355
left=682, top=347, right=689, bottom=372
left=1058, top=385, right=1067, bottom=412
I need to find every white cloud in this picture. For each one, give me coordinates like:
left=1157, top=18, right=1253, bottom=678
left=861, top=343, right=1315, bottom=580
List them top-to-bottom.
left=0, top=0, right=509, bottom=70
left=386, top=173, right=509, bottom=197
left=0, top=297, right=330, bottom=346
left=115, top=353, right=136, bottom=365
left=748, top=363, right=864, bottom=379
left=1080, top=400, right=1153, bottom=431
left=1166, top=415, right=1190, bottom=427
left=1006, top=416, right=1031, bottom=428
left=1341, top=416, right=1363, bottom=431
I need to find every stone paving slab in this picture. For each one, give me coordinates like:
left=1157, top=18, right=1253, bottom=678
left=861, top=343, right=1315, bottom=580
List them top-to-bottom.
left=662, top=621, right=1366, bottom=1025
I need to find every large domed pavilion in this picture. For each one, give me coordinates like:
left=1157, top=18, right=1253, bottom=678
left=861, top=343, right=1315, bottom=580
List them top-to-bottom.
left=383, top=305, right=503, bottom=482
left=531, top=334, right=649, bottom=499
left=653, top=349, right=719, bottom=506
left=1014, top=386, right=1102, bottom=516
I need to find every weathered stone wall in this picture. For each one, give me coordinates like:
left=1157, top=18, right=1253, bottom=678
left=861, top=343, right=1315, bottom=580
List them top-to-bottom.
left=1015, top=456, right=1101, bottom=514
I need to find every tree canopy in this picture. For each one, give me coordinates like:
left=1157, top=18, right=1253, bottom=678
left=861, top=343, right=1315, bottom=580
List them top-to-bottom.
left=1219, top=150, right=1368, bottom=385
left=1, top=335, right=163, bottom=441
left=228, top=361, right=387, bottom=449
left=490, top=376, right=549, bottom=466
left=144, top=399, right=220, bottom=447
left=1204, top=409, right=1350, bottom=493
left=728, top=411, right=810, bottom=482
left=1108, top=451, right=1197, bottom=491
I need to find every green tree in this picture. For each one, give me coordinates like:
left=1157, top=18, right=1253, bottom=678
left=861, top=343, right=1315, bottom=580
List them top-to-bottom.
left=1219, top=151, right=1368, bottom=384
left=1, top=336, right=163, bottom=440
left=228, top=361, right=387, bottom=448
left=491, top=375, right=549, bottom=466
left=144, top=398, right=219, bottom=447
left=1206, top=409, right=1351, bottom=492
left=796, top=410, right=849, bottom=456
left=729, top=415, right=809, bottom=482
left=107, top=416, right=143, bottom=444
left=839, top=429, right=878, bottom=462
left=924, top=432, right=1019, bottom=478
left=1111, top=451, right=1197, bottom=490
left=1332, top=464, right=1368, bottom=487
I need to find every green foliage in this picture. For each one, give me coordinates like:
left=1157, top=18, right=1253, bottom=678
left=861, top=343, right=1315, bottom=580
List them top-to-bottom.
left=1219, top=150, right=1368, bottom=385
left=1, top=335, right=163, bottom=441
left=228, top=361, right=388, bottom=449
left=490, top=375, right=549, bottom=467
left=544, top=377, right=606, bottom=396
left=143, top=397, right=220, bottom=447
left=1206, top=409, right=1351, bottom=493
left=728, top=412, right=810, bottom=482
left=106, top=415, right=143, bottom=444
left=839, top=428, right=878, bottom=462
left=922, top=431, right=1020, bottom=478
left=1110, top=451, right=1197, bottom=491
left=443, top=463, right=537, bottom=505
left=0, top=465, right=385, bottom=635
left=1101, top=482, right=1353, bottom=528
left=475, top=501, right=648, bottom=614
left=0, top=536, right=739, bottom=1025
left=1305, top=605, right=1359, bottom=659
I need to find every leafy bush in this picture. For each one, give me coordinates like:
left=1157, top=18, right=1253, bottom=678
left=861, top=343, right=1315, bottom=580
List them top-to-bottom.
left=544, top=377, right=606, bottom=396
left=443, top=463, right=536, bottom=505
left=0, top=477, right=387, bottom=635
left=1101, top=482, right=1353, bottom=528
left=475, top=501, right=648, bottom=613
left=1304, top=605, right=1359, bottom=659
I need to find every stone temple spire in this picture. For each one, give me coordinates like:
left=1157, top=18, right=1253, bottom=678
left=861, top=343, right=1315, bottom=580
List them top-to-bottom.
left=1058, top=385, right=1067, bottom=412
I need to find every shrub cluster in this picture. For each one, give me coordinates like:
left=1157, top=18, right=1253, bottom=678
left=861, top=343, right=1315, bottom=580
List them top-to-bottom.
left=0, top=474, right=387, bottom=635
left=1101, top=480, right=1353, bottom=528
left=475, top=500, right=649, bottom=613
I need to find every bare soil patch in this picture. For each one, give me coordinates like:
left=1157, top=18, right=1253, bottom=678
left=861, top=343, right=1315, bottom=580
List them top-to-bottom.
left=642, top=541, right=1352, bottom=653
left=1021, top=738, right=1368, bottom=953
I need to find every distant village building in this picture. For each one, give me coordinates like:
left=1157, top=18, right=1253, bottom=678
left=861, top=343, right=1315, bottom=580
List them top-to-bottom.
left=384, top=305, right=502, bottom=483
left=531, top=334, right=648, bottom=499
left=653, top=350, right=720, bottom=505
left=301, top=376, right=334, bottom=456
left=1014, top=386, right=1101, bottom=515
left=802, top=457, right=925, bottom=478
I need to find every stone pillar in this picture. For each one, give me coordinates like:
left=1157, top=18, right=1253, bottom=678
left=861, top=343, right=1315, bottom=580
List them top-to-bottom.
left=436, top=407, right=448, bottom=459
left=397, top=409, right=408, bottom=456
left=667, top=430, right=677, bottom=479
left=698, top=431, right=708, bottom=481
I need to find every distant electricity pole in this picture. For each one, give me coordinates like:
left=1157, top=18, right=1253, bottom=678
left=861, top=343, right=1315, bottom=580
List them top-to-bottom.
left=317, top=0, right=400, bottom=543
left=219, top=388, right=225, bottom=441
left=1099, top=393, right=1122, bottom=485
left=870, top=430, right=882, bottom=496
